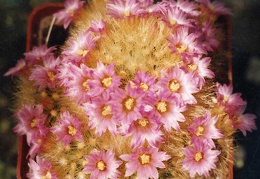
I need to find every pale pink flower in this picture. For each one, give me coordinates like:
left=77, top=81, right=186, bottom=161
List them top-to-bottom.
left=54, top=0, right=85, bottom=29
left=106, top=0, right=145, bottom=18
left=169, top=0, right=200, bottom=17
left=196, top=0, right=232, bottom=15
left=160, top=6, right=192, bottom=28
left=89, top=20, right=107, bottom=34
left=200, top=21, right=220, bottom=51
left=167, top=27, right=207, bottom=56
left=63, top=30, right=99, bottom=62
left=24, top=44, right=56, bottom=65
left=29, top=55, right=60, bottom=91
left=181, top=56, right=215, bottom=88
left=4, top=59, right=26, bottom=76
left=87, top=61, right=121, bottom=97
left=62, top=63, right=94, bottom=103
left=157, top=67, right=199, bottom=104
left=132, top=70, right=157, bottom=94
left=111, top=83, right=144, bottom=131
left=216, top=83, right=247, bottom=113
left=151, top=90, right=186, bottom=132
left=83, top=94, right=120, bottom=136
left=13, top=104, right=48, bottom=146
left=230, top=106, right=257, bottom=136
left=126, top=110, right=164, bottom=149
left=51, top=111, right=83, bottom=146
left=188, top=111, right=223, bottom=148
left=27, top=140, right=43, bottom=158
left=182, top=141, right=221, bottom=178
left=120, top=147, right=171, bottom=179
left=83, top=149, right=122, bottom=179
left=27, top=156, right=58, bottom=179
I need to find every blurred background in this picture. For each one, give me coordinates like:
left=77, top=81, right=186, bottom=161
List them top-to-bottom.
left=0, top=0, right=259, bottom=178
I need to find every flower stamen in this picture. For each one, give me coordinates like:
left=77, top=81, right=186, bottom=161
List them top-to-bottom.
left=47, top=71, right=55, bottom=82
left=102, top=77, right=112, bottom=88
left=169, top=80, right=180, bottom=92
left=140, top=82, right=149, bottom=91
left=124, top=98, right=135, bottom=110
left=156, top=101, right=167, bottom=113
left=102, top=105, right=112, bottom=116
left=138, top=118, right=149, bottom=127
left=68, top=125, right=77, bottom=136
left=196, top=126, right=204, bottom=136
left=194, top=152, right=203, bottom=162
left=140, top=154, right=151, bottom=165
left=96, top=160, right=106, bottom=171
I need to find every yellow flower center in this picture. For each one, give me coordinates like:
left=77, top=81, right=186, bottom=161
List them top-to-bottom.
left=209, top=5, right=215, bottom=11
left=68, top=9, right=75, bottom=15
left=124, top=10, right=130, bottom=16
left=170, top=19, right=176, bottom=26
left=175, top=44, right=187, bottom=53
left=77, top=49, right=89, bottom=57
left=187, top=64, right=198, bottom=72
left=47, top=71, right=55, bottom=82
left=102, top=77, right=112, bottom=88
left=82, top=79, right=90, bottom=91
left=169, top=80, right=180, bottom=92
left=140, top=82, right=149, bottom=91
left=223, top=96, right=229, bottom=103
left=124, top=98, right=135, bottom=111
left=156, top=101, right=167, bottom=113
left=102, top=105, right=112, bottom=116
left=30, top=118, right=37, bottom=128
left=138, top=118, right=149, bottom=127
left=68, top=125, right=77, bottom=136
left=196, top=126, right=204, bottom=136
left=194, top=152, right=203, bottom=162
left=140, top=154, right=151, bottom=165
left=96, top=160, right=106, bottom=171
left=41, top=171, right=52, bottom=179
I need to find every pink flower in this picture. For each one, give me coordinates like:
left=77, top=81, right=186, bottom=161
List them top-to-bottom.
left=54, top=0, right=85, bottom=29
left=106, top=0, right=145, bottom=18
left=169, top=0, right=200, bottom=17
left=196, top=0, right=232, bottom=16
left=160, top=6, right=192, bottom=28
left=89, top=20, right=107, bottom=34
left=200, top=21, right=220, bottom=51
left=167, top=27, right=207, bottom=56
left=63, top=30, right=99, bottom=62
left=24, top=44, right=56, bottom=66
left=29, top=55, right=60, bottom=91
left=181, top=56, right=215, bottom=88
left=4, top=59, right=26, bottom=76
left=87, top=61, right=121, bottom=97
left=62, top=63, right=94, bottom=103
left=157, top=67, right=199, bottom=104
left=132, top=70, right=157, bottom=94
left=111, top=83, right=144, bottom=131
left=216, top=83, right=247, bottom=114
left=151, top=90, right=186, bottom=132
left=83, top=94, right=120, bottom=136
left=13, top=104, right=48, bottom=146
left=230, top=106, right=257, bottom=136
left=126, top=110, right=164, bottom=149
left=51, top=111, right=83, bottom=146
left=188, top=111, right=223, bottom=148
left=27, top=139, right=45, bottom=158
left=182, top=142, right=221, bottom=177
left=120, top=147, right=171, bottom=178
left=83, top=149, right=122, bottom=179
left=27, top=156, right=58, bottom=179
